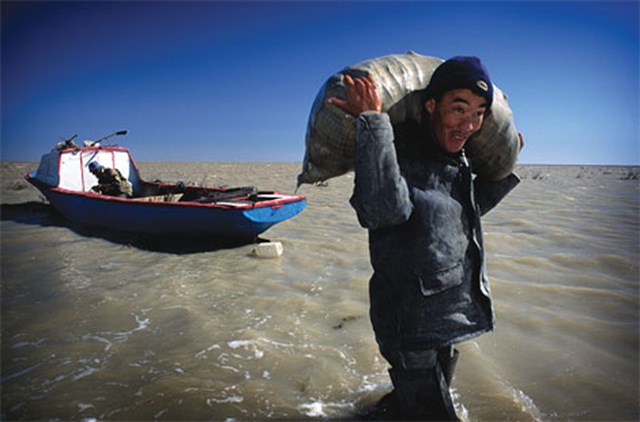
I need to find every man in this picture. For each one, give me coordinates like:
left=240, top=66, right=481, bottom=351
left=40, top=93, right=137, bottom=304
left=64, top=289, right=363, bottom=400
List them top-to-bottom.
left=328, top=56, right=521, bottom=420
left=88, top=161, right=133, bottom=198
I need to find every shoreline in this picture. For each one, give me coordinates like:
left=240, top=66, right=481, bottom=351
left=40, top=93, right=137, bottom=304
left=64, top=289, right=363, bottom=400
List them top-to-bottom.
left=3, top=160, right=639, bottom=169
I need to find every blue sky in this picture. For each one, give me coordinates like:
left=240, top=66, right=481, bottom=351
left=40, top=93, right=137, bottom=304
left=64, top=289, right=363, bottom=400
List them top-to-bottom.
left=2, top=1, right=638, bottom=165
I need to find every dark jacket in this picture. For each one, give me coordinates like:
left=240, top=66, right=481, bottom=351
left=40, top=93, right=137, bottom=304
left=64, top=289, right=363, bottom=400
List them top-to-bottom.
left=350, top=112, right=519, bottom=352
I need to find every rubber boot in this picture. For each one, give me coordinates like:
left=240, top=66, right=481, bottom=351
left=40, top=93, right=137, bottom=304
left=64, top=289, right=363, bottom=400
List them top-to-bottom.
left=438, top=347, right=460, bottom=386
left=388, top=365, right=458, bottom=421
left=360, top=390, right=399, bottom=420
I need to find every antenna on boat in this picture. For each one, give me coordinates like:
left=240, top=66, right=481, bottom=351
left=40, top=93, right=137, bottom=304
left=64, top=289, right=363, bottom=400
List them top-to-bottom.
left=89, top=130, right=128, bottom=146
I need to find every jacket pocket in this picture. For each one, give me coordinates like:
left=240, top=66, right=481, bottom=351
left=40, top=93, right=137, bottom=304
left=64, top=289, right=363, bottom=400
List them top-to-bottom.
left=415, top=260, right=464, bottom=296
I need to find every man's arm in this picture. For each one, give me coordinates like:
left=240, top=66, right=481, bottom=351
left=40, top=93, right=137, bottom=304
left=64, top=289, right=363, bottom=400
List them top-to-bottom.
left=327, top=74, right=412, bottom=229
left=349, top=112, right=413, bottom=229
left=473, top=132, right=523, bottom=215
left=474, top=173, right=520, bottom=216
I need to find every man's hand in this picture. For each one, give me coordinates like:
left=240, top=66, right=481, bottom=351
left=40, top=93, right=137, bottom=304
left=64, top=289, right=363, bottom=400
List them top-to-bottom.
left=327, top=74, right=382, bottom=116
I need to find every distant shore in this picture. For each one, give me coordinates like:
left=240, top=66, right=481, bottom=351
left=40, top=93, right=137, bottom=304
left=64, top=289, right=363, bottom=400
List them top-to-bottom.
left=3, top=161, right=639, bottom=186
left=3, top=161, right=639, bottom=169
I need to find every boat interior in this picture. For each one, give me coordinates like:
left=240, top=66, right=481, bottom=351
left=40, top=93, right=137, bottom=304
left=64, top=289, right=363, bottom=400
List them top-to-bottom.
left=32, top=146, right=271, bottom=204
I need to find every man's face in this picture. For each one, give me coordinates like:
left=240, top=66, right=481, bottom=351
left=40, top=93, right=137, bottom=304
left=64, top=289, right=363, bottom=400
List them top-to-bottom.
left=425, top=88, right=488, bottom=153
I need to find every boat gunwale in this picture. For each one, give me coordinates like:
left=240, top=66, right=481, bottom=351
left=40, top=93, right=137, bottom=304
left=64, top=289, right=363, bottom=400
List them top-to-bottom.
left=25, top=173, right=307, bottom=211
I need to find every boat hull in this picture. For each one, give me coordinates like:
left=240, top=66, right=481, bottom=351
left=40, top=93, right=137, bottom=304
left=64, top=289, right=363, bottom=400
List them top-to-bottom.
left=27, top=176, right=306, bottom=241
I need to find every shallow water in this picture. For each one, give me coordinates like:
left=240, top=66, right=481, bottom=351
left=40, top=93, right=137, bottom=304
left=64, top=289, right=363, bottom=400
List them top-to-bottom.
left=2, top=161, right=638, bottom=421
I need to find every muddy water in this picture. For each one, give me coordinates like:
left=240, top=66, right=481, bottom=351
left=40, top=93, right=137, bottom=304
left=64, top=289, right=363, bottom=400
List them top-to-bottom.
left=2, top=162, right=638, bottom=420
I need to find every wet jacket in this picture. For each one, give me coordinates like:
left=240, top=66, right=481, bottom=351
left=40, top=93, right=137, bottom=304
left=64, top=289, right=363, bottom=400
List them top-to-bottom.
left=350, top=112, right=519, bottom=352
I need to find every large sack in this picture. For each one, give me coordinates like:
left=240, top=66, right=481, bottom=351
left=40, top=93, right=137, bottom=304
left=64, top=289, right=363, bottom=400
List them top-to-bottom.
left=297, top=52, right=520, bottom=186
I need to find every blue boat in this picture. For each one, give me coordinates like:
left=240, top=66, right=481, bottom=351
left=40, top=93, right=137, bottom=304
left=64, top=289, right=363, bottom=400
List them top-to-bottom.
left=25, top=132, right=306, bottom=243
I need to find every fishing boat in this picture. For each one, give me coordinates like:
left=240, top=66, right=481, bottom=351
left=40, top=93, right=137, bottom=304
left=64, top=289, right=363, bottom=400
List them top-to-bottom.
left=25, top=131, right=307, bottom=243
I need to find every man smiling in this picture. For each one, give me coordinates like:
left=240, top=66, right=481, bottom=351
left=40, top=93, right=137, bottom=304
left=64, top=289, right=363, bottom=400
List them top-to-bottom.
left=329, top=56, right=521, bottom=420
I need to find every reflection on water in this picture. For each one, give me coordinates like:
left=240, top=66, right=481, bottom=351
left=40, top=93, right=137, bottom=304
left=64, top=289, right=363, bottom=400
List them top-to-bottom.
left=2, top=162, right=639, bottom=420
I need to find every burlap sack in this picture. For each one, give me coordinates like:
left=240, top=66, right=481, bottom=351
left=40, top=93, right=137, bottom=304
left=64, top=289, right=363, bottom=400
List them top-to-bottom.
left=297, top=52, right=519, bottom=186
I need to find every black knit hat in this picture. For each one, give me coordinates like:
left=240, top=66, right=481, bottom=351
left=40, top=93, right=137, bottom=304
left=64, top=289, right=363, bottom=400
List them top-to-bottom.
left=425, top=56, right=493, bottom=108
